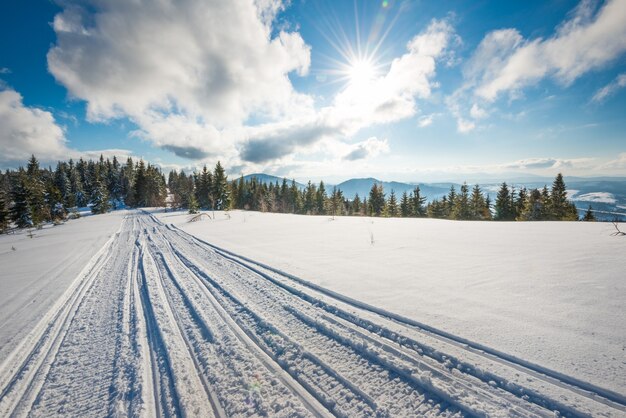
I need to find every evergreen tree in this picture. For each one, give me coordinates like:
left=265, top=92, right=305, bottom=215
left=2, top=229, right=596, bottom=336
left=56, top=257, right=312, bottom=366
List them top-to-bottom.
left=26, top=155, right=47, bottom=225
left=133, top=160, right=148, bottom=207
left=211, top=161, right=229, bottom=210
left=11, top=172, right=33, bottom=228
left=550, top=173, right=568, bottom=220
left=90, top=179, right=110, bottom=214
left=316, top=181, right=327, bottom=215
left=494, top=182, right=514, bottom=220
left=368, top=183, right=385, bottom=216
left=451, top=183, right=470, bottom=220
left=469, top=184, right=487, bottom=220
left=446, top=185, right=457, bottom=218
left=410, top=186, right=427, bottom=217
left=0, top=187, right=9, bottom=232
left=329, top=187, right=343, bottom=217
left=519, top=188, right=544, bottom=221
left=386, top=190, right=398, bottom=217
left=400, top=191, right=410, bottom=217
left=188, top=193, right=199, bottom=214
left=352, top=193, right=362, bottom=215
left=582, top=205, right=595, bottom=221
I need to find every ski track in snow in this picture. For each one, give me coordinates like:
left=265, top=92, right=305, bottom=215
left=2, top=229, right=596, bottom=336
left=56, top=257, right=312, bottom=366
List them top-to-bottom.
left=0, top=211, right=624, bottom=417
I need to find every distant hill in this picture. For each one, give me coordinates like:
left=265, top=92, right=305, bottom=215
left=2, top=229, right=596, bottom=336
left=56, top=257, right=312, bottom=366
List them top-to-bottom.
left=242, top=173, right=305, bottom=189
left=335, top=178, right=450, bottom=201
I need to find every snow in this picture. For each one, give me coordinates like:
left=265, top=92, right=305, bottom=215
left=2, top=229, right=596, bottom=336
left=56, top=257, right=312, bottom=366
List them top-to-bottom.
left=574, top=192, right=617, bottom=204
left=1, top=209, right=624, bottom=416
left=156, top=209, right=626, bottom=397
left=0, top=211, right=127, bottom=361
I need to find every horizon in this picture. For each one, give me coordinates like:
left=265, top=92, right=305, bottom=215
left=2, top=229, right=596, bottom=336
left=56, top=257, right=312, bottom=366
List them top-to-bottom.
left=1, top=0, right=626, bottom=182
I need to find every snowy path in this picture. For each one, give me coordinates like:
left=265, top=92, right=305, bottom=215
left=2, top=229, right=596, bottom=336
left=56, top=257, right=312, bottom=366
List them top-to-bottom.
left=0, top=212, right=624, bottom=417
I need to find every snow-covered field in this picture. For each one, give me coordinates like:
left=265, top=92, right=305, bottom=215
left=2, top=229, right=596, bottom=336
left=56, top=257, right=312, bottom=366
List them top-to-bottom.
left=0, top=210, right=624, bottom=417
left=156, top=210, right=626, bottom=398
left=0, top=211, right=127, bottom=362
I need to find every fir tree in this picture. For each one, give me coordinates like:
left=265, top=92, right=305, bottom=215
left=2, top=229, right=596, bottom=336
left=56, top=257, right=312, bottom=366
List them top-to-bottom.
left=26, top=155, right=47, bottom=225
left=212, top=161, right=229, bottom=210
left=11, top=172, right=33, bottom=228
left=550, top=173, right=568, bottom=220
left=90, top=179, right=110, bottom=214
left=316, top=181, right=327, bottom=215
left=494, top=182, right=514, bottom=220
left=368, top=183, right=385, bottom=216
left=451, top=183, right=471, bottom=220
left=469, top=184, right=487, bottom=220
left=410, top=186, right=427, bottom=217
left=0, top=187, right=9, bottom=232
left=519, top=188, right=544, bottom=221
left=386, top=190, right=398, bottom=217
left=400, top=191, right=410, bottom=217
left=188, top=193, right=199, bottom=214
left=352, top=193, right=362, bottom=215
left=582, top=205, right=595, bottom=221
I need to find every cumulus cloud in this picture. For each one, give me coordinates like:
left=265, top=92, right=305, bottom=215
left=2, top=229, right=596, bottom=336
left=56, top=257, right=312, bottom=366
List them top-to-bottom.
left=48, top=0, right=312, bottom=161
left=470, top=0, right=626, bottom=102
left=48, top=4, right=454, bottom=165
left=239, top=19, right=456, bottom=162
left=591, top=73, right=626, bottom=103
left=0, top=87, right=132, bottom=167
left=0, top=88, right=70, bottom=165
left=417, top=114, right=435, bottom=127
left=456, top=118, right=475, bottom=133
left=343, top=137, right=390, bottom=161
left=601, top=152, right=626, bottom=169
left=504, top=157, right=594, bottom=170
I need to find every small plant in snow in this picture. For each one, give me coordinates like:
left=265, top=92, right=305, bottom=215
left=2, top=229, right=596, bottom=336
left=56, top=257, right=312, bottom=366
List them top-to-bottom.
left=610, top=221, right=625, bottom=236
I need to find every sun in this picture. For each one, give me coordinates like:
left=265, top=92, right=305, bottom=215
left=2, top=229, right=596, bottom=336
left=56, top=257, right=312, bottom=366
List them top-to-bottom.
left=347, top=58, right=377, bottom=87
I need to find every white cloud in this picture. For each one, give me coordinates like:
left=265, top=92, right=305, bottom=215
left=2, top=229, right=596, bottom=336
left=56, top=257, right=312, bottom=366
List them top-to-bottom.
left=48, top=0, right=312, bottom=162
left=469, top=0, right=626, bottom=102
left=49, top=4, right=455, bottom=166
left=240, top=19, right=456, bottom=163
left=0, top=68, right=10, bottom=74
left=591, top=73, right=626, bottom=103
left=0, top=88, right=69, bottom=165
left=0, top=88, right=133, bottom=168
left=469, top=103, right=488, bottom=119
left=418, top=114, right=435, bottom=127
left=456, top=118, right=475, bottom=133
left=343, top=137, right=390, bottom=161
left=601, top=152, right=626, bottom=169
left=504, top=157, right=594, bottom=170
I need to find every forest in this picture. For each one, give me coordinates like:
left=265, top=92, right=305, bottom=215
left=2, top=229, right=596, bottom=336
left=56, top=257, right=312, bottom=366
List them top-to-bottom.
left=0, top=154, right=589, bottom=233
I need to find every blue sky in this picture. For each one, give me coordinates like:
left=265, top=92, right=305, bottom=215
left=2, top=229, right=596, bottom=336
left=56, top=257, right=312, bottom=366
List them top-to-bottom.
left=1, top=0, right=625, bottom=182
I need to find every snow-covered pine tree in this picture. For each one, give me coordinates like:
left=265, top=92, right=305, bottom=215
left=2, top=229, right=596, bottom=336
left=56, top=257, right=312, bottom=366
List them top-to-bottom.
left=11, top=173, right=33, bottom=228
left=90, top=179, right=110, bottom=214
left=0, top=187, right=10, bottom=232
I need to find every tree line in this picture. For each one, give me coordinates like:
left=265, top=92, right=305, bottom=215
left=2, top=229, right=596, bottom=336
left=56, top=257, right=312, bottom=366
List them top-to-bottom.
left=0, top=154, right=592, bottom=233
left=0, top=155, right=166, bottom=231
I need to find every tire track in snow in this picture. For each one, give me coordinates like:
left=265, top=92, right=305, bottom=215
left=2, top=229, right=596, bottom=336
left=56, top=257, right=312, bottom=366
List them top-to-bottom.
left=161, top=214, right=626, bottom=418
left=0, top=217, right=129, bottom=417
left=153, top=217, right=465, bottom=418
left=145, top=219, right=332, bottom=418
